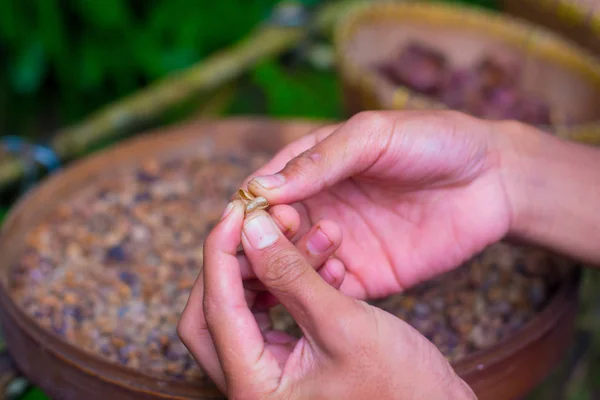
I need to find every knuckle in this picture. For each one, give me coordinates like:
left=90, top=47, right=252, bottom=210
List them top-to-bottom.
left=435, top=109, right=464, bottom=121
left=349, top=110, right=393, bottom=133
left=349, top=111, right=395, bottom=150
left=494, top=118, right=524, bottom=134
left=283, top=149, right=320, bottom=178
left=203, top=230, right=219, bottom=251
left=259, top=248, right=308, bottom=289
left=202, top=296, right=220, bottom=322
left=325, top=301, right=372, bottom=352
left=177, top=306, right=209, bottom=347
left=176, top=313, right=192, bottom=344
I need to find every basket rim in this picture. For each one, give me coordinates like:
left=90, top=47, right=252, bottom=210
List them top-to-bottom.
left=334, top=1, right=600, bottom=135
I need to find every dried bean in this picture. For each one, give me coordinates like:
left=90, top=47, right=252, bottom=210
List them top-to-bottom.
left=376, top=43, right=556, bottom=128
left=10, top=148, right=567, bottom=382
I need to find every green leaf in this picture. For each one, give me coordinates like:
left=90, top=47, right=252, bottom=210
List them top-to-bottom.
left=0, top=0, right=21, bottom=42
left=35, top=0, right=71, bottom=87
left=72, top=0, right=130, bottom=29
left=297, top=0, right=323, bottom=7
left=442, top=0, right=498, bottom=10
left=131, top=31, right=167, bottom=79
left=78, top=36, right=105, bottom=91
left=8, top=40, right=46, bottom=94
left=161, top=47, right=197, bottom=74
left=251, top=60, right=342, bottom=119
left=0, top=208, right=8, bottom=225
left=19, top=386, right=50, bottom=400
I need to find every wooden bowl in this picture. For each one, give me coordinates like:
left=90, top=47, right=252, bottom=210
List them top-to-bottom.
left=334, top=1, right=600, bottom=143
left=0, top=117, right=581, bottom=400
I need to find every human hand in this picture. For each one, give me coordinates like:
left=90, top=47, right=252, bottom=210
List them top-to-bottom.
left=241, top=110, right=512, bottom=299
left=178, top=201, right=476, bottom=399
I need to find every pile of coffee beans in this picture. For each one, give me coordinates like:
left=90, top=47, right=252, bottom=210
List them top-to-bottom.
left=376, top=42, right=553, bottom=126
left=10, top=147, right=566, bottom=382
left=10, top=150, right=270, bottom=382
left=272, top=242, right=566, bottom=362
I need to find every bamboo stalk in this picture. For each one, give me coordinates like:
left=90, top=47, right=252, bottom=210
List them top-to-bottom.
left=0, top=0, right=378, bottom=193
left=50, top=0, right=385, bottom=160
left=1, top=26, right=304, bottom=191
left=51, top=26, right=304, bottom=159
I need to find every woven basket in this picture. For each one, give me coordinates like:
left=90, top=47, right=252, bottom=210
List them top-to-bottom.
left=499, top=0, right=600, bottom=56
left=334, top=1, right=600, bottom=142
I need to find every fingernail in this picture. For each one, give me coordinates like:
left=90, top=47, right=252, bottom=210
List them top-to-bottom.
left=251, top=174, right=285, bottom=190
left=220, top=202, right=235, bottom=220
left=243, top=214, right=280, bottom=249
left=306, top=228, right=333, bottom=255
left=264, top=330, right=296, bottom=344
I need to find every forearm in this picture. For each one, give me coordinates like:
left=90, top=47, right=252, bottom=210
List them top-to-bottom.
left=495, top=121, right=600, bottom=265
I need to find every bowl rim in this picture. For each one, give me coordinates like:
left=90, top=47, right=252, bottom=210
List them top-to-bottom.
left=334, top=1, right=600, bottom=137
left=0, top=116, right=583, bottom=397
left=0, top=117, right=332, bottom=399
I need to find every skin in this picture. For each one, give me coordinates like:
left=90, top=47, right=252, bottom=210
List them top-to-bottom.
left=178, top=110, right=600, bottom=399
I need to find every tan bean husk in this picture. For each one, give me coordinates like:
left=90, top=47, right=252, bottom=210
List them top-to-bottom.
left=235, top=188, right=270, bottom=215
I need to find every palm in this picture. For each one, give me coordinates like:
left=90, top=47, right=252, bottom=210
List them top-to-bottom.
left=249, top=112, right=512, bottom=299
left=292, top=123, right=510, bottom=299
left=299, top=175, right=508, bottom=299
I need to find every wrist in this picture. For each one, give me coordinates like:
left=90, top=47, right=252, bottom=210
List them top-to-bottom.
left=488, top=120, right=544, bottom=240
left=489, top=120, right=600, bottom=263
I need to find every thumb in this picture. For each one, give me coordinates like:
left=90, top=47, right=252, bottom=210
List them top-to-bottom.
left=247, top=112, right=394, bottom=204
left=241, top=210, right=351, bottom=346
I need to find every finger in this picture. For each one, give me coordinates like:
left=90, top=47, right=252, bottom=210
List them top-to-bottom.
left=247, top=112, right=396, bottom=204
left=241, top=123, right=341, bottom=189
left=203, top=202, right=280, bottom=387
left=238, top=204, right=301, bottom=280
left=270, top=204, right=302, bottom=241
left=241, top=210, right=352, bottom=347
left=240, top=217, right=342, bottom=281
left=294, top=219, right=343, bottom=268
left=246, top=257, right=346, bottom=296
left=319, top=258, right=346, bottom=290
left=178, top=266, right=226, bottom=390
left=254, top=311, right=273, bottom=333
left=263, top=331, right=298, bottom=368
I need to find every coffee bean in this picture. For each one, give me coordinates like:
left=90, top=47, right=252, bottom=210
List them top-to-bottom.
left=377, top=42, right=557, bottom=129
left=10, top=149, right=569, bottom=381
left=106, top=245, right=127, bottom=263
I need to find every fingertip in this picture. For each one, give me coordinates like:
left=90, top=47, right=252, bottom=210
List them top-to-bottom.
left=250, top=174, right=286, bottom=191
left=247, top=178, right=281, bottom=202
left=218, top=199, right=245, bottom=230
left=205, top=200, right=245, bottom=253
left=269, top=205, right=300, bottom=240
left=241, top=210, right=284, bottom=253
left=305, top=220, right=342, bottom=257
left=314, top=220, right=343, bottom=249
left=320, top=258, right=346, bottom=289
left=254, top=311, right=272, bottom=333
left=264, top=330, right=297, bottom=345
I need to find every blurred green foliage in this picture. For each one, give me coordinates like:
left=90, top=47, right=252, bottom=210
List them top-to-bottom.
left=0, top=0, right=299, bottom=136
left=0, top=0, right=499, bottom=139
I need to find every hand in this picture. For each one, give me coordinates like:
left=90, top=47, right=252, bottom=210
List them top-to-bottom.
left=242, top=110, right=512, bottom=299
left=178, top=201, right=476, bottom=399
